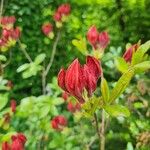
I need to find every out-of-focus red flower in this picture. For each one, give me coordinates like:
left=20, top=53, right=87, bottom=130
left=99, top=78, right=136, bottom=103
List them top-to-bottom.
left=53, top=3, right=71, bottom=22
left=57, top=4, right=71, bottom=15
left=53, top=12, right=62, bottom=22
left=1, top=16, right=16, bottom=26
left=42, top=23, right=53, bottom=36
left=87, top=25, right=98, bottom=46
left=87, top=25, right=109, bottom=51
left=98, top=32, right=110, bottom=50
left=123, top=43, right=139, bottom=62
left=58, top=56, right=102, bottom=103
left=6, top=80, right=13, bottom=89
left=62, top=92, right=69, bottom=101
left=10, top=100, right=16, bottom=113
left=67, top=101, right=81, bottom=113
left=51, top=115, right=67, bottom=131
left=2, top=142, right=10, bottom=150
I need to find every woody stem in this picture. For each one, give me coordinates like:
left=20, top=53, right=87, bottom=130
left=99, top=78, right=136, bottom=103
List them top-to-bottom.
left=100, top=109, right=105, bottom=150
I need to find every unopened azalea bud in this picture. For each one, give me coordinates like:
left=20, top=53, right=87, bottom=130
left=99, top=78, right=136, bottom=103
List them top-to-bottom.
left=57, top=4, right=71, bottom=16
left=53, top=12, right=62, bottom=22
left=1, top=16, right=16, bottom=27
left=42, top=23, right=53, bottom=36
left=87, top=25, right=98, bottom=46
left=98, top=31, right=110, bottom=50
left=123, top=43, right=139, bottom=62
left=58, top=56, right=102, bottom=103
left=6, top=80, right=13, bottom=89
left=62, top=92, right=69, bottom=101
left=10, top=99, right=16, bottom=113
left=67, top=101, right=81, bottom=113
left=51, top=115, right=67, bottom=131
left=2, top=142, right=10, bottom=150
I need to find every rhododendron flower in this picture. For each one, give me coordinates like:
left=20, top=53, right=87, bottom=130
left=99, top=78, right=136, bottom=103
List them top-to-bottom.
left=53, top=12, right=62, bottom=22
left=42, top=23, right=53, bottom=38
left=87, top=25, right=109, bottom=51
left=123, top=43, right=139, bottom=63
left=58, top=56, right=102, bottom=103
left=62, top=92, right=69, bottom=101
left=10, top=99, right=16, bottom=113
left=67, top=101, right=81, bottom=113
left=51, top=115, right=67, bottom=131
left=2, top=142, right=10, bottom=150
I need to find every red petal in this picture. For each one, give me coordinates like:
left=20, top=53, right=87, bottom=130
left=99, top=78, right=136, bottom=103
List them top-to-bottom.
left=58, top=68, right=66, bottom=91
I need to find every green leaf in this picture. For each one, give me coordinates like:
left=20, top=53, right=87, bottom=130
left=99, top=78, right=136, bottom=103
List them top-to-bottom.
left=72, top=38, right=87, bottom=55
left=131, top=40, right=150, bottom=65
left=34, top=53, right=46, bottom=65
left=0, top=55, right=7, bottom=62
left=115, top=57, right=128, bottom=73
left=134, top=61, right=150, bottom=73
left=17, top=63, right=29, bottom=72
left=109, top=68, right=134, bottom=103
left=101, top=77, right=110, bottom=103
left=0, top=93, right=9, bottom=111
left=104, top=105, right=130, bottom=117
left=126, top=142, right=134, bottom=150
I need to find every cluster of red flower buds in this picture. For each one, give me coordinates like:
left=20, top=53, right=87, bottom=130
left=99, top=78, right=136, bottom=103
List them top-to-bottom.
left=53, top=3, right=71, bottom=28
left=0, top=16, right=21, bottom=52
left=87, top=25, right=109, bottom=54
left=123, top=43, right=140, bottom=63
left=58, top=56, right=102, bottom=104
left=10, top=99, right=17, bottom=113
left=51, top=115, right=67, bottom=131
left=2, top=133, right=27, bottom=150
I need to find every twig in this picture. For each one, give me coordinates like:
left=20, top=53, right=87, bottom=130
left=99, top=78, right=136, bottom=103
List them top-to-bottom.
left=0, top=0, right=4, bottom=20
left=45, top=30, right=61, bottom=76
left=18, top=40, right=33, bottom=63
left=2, top=50, right=12, bottom=68
left=100, top=109, right=105, bottom=150
left=94, top=113, right=101, bottom=149
left=86, top=134, right=97, bottom=150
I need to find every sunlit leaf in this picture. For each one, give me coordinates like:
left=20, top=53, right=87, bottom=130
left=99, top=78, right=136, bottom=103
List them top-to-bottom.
left=34, top=53, right=46, bottom=65
left=17, top=63, right=29, bottom=72
left=0, top=93, right=9, bottom=111
left=104, top=105, right=130, bottom=117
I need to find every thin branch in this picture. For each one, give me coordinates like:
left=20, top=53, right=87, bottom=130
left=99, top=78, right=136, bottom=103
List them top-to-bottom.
left=0, top=0, right=4, bottom=19
left=45, top=30, right=61, bottom=76
left=18, top=40, right=33, bottom=63
left=2, top=50, right=12, bottom=68
left=100, top=109, right=105, bottom=150
left=94, top=112, right=101, bottom=149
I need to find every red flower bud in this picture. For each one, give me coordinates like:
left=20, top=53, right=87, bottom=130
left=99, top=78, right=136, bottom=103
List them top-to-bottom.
left=57, top=4, right=71, bottom=15
left=53, top=12, right=62, bottom=22
left=1, top=16, right=16, bottom=25
left=42, top=23, right=53, bottom=36
left=87, top=25, right=99, bottom=46
left=12, top=27, right=21, bottom=39
left=98, top=31, right=110, bottom=49
left=123, top=43, right=139, bottom=62
left=58, top=56, right=102, bottom=103
left=6, top=80, right=13, bottom=89
left=62, top=92, right=69, bottom=101
left=10, top=100, right=16, bottom=113
left=67, top=101, right=81, bottom=113
left=67, top=102, right=76, bottom=113
left=3, top=113, right=11, bottom=123
left=51, top=115, right=67, bottom=131
left=11, top=139, right=24, bottom=150
left=2, top=142, right=10, bottom=150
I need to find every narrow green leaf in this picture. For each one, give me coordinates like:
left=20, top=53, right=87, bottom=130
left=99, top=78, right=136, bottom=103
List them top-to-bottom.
left=132, top=40, right=150, bottom=65
left=34, top=53, right=46, bottom=64
left=115, top=57, right=128, bottom=73
left=134, top=61, right=150, bottom=73
left=17, top=63, right=29, bottom=72
left=109, top=68, right=134, bottom=103
left=101, top=77, right=110, bottom=103
left=0, top=93, right=9, bottom=111
left=104, top=104, right=130, bottom=117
